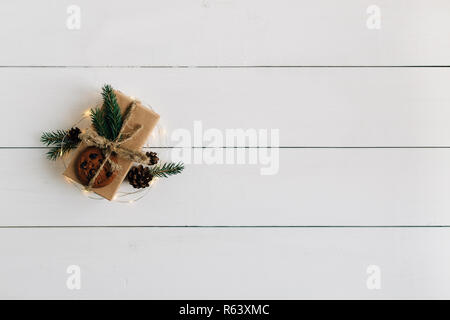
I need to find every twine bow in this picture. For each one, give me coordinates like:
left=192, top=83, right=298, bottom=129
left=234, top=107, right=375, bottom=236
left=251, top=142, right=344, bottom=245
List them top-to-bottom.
left=78, top=101, right=149, bottom=190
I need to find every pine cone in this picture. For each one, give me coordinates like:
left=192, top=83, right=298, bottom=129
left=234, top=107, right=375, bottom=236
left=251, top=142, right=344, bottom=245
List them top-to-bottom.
left=67, top=127, right=81, bottom=144
left=146, top=151, right=159, bottom=165
left=127, top=165, right=153, bottom=189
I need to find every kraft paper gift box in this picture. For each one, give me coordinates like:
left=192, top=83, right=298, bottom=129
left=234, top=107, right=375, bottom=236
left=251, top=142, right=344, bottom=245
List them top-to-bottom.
left=63, top=90, right=160, bottom=200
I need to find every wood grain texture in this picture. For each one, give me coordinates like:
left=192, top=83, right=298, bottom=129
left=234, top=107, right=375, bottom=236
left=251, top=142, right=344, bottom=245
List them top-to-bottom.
left=0, top=0, right=449, bottom=66
left=2, top=67, right=450, bottom=147
left=1, top=148, right=450, bottom=226
left=1, top=227, right=449, bottom=299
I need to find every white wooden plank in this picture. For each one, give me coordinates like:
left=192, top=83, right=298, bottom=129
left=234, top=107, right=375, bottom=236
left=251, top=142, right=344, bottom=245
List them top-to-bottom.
left=0, top=1, right=449, bottom=66
left=2, top=67, right=450, bottom=147
left=1, top=148, right=450, bottom=226
left=0, top=227, right=449, bottom=299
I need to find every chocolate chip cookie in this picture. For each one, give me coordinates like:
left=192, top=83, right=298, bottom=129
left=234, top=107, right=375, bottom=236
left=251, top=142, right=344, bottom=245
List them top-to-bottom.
left=76, top=146, right=118, bottom=188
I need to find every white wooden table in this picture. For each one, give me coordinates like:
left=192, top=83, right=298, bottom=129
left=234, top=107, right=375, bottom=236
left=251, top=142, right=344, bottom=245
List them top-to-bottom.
left=1, top=0, right=450, bottom=299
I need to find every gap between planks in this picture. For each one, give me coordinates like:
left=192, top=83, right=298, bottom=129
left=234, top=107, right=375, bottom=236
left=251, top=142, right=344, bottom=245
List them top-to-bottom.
left=0, top=65, right=450, bottom=69
left=1, top=225, right=450, bottom=229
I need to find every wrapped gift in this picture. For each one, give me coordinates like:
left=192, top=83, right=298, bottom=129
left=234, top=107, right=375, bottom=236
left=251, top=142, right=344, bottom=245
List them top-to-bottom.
left=63, top=89, right=160, bottom=200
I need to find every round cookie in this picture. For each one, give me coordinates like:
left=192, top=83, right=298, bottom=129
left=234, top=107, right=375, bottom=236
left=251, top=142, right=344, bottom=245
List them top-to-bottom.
left=76, top=146, right=118, bottom=188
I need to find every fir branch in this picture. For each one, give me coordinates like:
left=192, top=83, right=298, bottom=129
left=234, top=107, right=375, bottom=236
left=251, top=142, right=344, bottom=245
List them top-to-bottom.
left=101, top=84, right=123, bottom=140
left=90, top=107, right=109, bottom=138
left=41, top=129, right=80, bottom=160
left=40, top=130, right=68, bottom=146
left=45, top=143, right=76, bottom=161
left=46, top=147, right=62, bottom=161
left=148, top=162, right=184, bottom=178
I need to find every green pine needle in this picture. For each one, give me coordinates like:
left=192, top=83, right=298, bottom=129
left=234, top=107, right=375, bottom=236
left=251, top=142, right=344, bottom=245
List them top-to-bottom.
left=101, top=84, right=123, bottom=140
left=90, top=85, right=123, bottom=140
left=90, top=107, right=109, bottom=139
left=40, top=130, right=79, bottom=160
left=40, top=130, right=68, bottom=146
left=45, top=143, right=75, bottom=161
left=148, top=162, right=184, bottom=178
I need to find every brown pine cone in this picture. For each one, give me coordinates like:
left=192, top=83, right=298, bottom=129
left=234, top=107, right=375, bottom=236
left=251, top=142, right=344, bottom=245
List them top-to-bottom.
left=67, top=127, right=81, bottom=144
left=146, top=151, right=159, bottom=165
left=127, top=165, right=153, bottom=189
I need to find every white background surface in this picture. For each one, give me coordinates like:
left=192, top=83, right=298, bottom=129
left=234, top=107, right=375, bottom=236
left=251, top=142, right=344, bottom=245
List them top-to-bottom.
left=1, top=0, right=450, bottom=299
